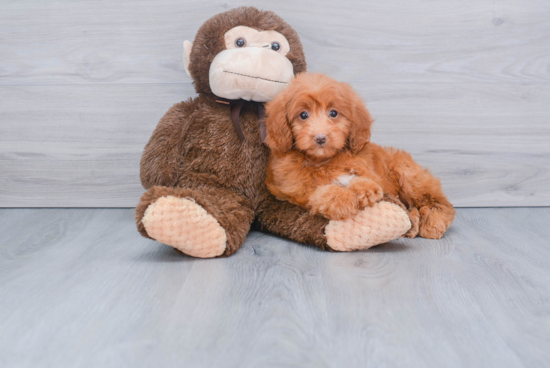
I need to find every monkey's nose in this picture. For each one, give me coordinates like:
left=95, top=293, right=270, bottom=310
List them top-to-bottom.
left=313, top=134, right=327, bottom=145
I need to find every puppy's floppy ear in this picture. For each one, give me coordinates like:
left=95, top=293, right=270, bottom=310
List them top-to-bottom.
left=264, top=88, right=294, bottom=153
left=348, top=90, right=373, bottom=153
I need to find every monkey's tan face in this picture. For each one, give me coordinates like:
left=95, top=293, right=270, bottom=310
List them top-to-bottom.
left=208, top=26, right=295, bottom=102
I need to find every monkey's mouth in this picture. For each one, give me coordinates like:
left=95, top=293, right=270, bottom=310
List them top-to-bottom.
left=223, top=70, right=288, bottom=84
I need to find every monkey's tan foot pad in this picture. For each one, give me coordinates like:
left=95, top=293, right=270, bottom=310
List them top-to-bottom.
left=141, top=196, right=227, bottom=258
left=325, top=201, right=411, bottom=252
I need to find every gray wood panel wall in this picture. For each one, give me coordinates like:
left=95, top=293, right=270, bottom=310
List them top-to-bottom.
left=1, top=0, right=549, bottom=207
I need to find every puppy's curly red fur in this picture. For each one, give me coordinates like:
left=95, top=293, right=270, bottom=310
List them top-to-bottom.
left=265, top=73, right=455, bottom=239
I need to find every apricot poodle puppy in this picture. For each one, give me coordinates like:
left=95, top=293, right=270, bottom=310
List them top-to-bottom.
left=264, top=73, right=455, bottom=239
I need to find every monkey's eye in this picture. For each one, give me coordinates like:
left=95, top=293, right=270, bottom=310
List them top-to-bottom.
left=235, top=38, right=246, bottom=47
left=271, top=42, right=280, bottom=51
left=329, top=110, right=338, bottom=118
left=300, top=111, right=309, bottom=120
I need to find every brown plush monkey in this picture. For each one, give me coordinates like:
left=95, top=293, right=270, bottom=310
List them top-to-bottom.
left=135, top=7, right=412, bottom=258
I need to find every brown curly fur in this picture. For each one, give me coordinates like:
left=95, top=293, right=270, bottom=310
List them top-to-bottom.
left=136, top=7, right=331, bottom=256
left=265, top=73, right=455, bottom=239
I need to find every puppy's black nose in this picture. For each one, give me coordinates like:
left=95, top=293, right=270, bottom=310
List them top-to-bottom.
left=314, top=134, right=327, bottom=145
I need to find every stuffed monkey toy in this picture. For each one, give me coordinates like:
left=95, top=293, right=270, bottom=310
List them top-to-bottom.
left=135, top=7, right=412, bottom=258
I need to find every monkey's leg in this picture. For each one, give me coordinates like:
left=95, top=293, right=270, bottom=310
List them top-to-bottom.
left=136, top=186, right=254, bottom=258
left=256, top=193, right=411, bottom=252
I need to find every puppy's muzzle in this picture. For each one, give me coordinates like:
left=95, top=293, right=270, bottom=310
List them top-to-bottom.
left=314, top=134, right=327, bottom=145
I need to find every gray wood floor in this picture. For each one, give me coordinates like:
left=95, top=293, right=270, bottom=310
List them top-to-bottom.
left=1, top=0, right=550, bottom=207
left=1, top=208, right=549, bottom=367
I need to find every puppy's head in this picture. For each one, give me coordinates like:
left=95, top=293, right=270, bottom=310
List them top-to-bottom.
left=265, top=73, right=373, bottom=159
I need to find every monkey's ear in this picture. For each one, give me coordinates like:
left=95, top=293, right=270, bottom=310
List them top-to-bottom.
left=183, top=40, right=193, bottom=78
left=265, top=90, right=294, bottom=153
left=348, top=94, right=373, bottom=154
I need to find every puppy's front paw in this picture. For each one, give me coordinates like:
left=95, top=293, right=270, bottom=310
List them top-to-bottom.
left=348, top=177, right=383, bottom=208
left=309, top=185, right=359, bottom=220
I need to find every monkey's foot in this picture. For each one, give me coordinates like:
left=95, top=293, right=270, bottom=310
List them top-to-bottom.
left=141, top=196, right=227, bottom=258
left=325, top=201, right=411, bottom=251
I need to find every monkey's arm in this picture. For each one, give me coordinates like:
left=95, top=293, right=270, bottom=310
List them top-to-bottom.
left=140, top=100, right=194, bottom=189
left=256, top=190, right=412, bottom=252
left=256, top=192, right=331, bottom=250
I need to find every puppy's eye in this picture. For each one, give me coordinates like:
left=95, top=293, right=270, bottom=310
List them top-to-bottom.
left=235, top=38, right=246, bottom=47
left=271, top=42, right=280, bottom=51
left=329, top=110, right=338, bottom=118
left=299, top=111, right=309, bottom=120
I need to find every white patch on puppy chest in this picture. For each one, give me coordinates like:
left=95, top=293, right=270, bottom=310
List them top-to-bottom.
left=335, top=174, right=356, bottom=187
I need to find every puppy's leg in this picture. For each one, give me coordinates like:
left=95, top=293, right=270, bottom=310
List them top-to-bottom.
left=392, top=151, right=455, bottom=239
left=347, top=177, right=384, bottom=208
left=308, top=184, right=359, bottom=220
left=418, top=204, right=455, bottom=239
left=403, top=207, right=420, bottom=238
